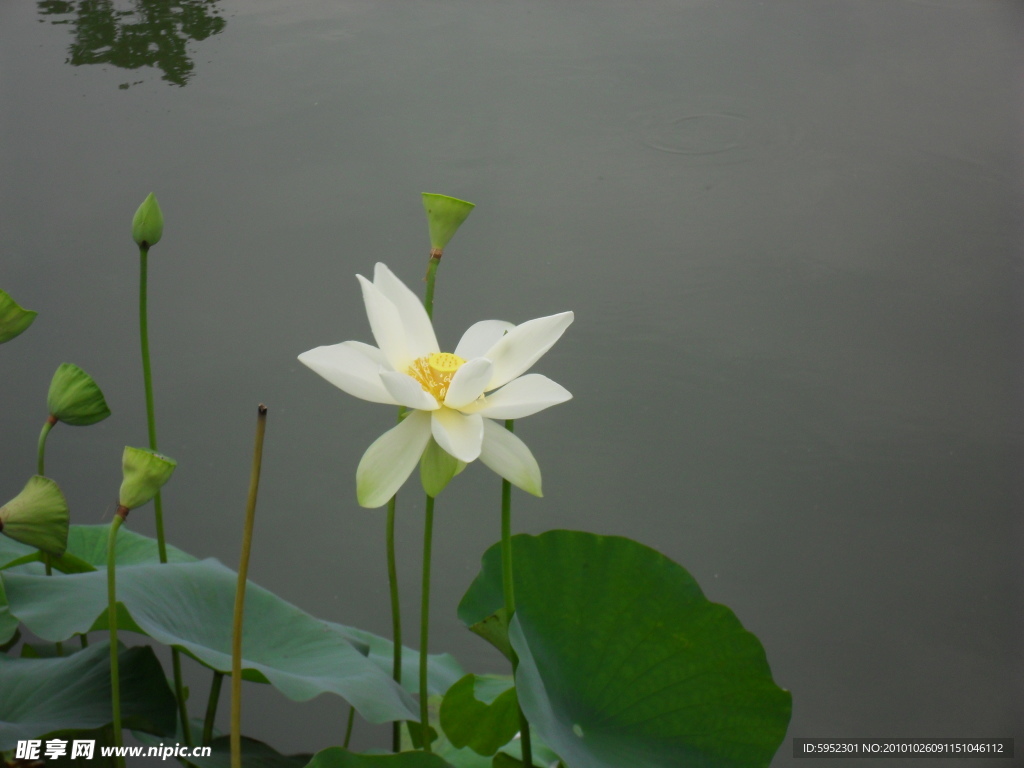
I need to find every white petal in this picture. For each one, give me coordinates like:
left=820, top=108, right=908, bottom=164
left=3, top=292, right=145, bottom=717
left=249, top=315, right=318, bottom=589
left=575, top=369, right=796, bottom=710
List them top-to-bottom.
left=373, top=263, right=439, bottom=359
left=357, top=274, right=412, bottom=372
left=481, top=312, right=574, bottom=390
left=454, top=320, right=515, bottom=360
left=298, top=341, right=399, bottom=405
left=444, top=358, right=494, bottom=409
left=379, top=370, right=440, bottom=411
left=465, top=374, right=572, bottom=419
left=431, top=408, right=484, bottom=463
left=356, top=411, right=432, bottom=508
left=479, top=419, right=543, bottom=496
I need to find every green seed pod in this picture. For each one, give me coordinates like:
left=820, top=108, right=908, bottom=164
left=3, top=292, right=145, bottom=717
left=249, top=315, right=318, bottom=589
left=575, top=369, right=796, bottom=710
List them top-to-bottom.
left=131, top=192, right=164, bottom=249
left=422, top=193, right=474, bottom=254
left=0, top=289, right=38, bottom=344
left=47, top=363, right=112, bottom=426
left=119, top=446, right=176, bottom=511
left=0, top=476, right=70, bottom=556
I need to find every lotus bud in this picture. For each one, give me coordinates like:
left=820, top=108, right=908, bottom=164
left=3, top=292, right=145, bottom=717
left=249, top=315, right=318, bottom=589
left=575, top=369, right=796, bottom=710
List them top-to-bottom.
left=131, top=193, right=164, bottom=249
left=422, top=193, right=474, bottom=256
left=0, top=289, right=37, bottom=344
left=47, top=363, right=111, bottom=426
left=118, top=446, right=176, bottom=512
left=0, top=476, right=70, bottom=556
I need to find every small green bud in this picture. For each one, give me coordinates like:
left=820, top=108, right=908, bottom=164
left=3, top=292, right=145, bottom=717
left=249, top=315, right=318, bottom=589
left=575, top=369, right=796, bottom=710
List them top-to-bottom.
left=132, top=192, right=164, bottom=249
left=422, top=193, right=474, bottom=254
left=0, top=289, right=38, bottom=344
left=47, top=363, right=112, bottom=426
left=118, top=446, right=176, bottom=511
left=0, top=476, right=70, bottom=556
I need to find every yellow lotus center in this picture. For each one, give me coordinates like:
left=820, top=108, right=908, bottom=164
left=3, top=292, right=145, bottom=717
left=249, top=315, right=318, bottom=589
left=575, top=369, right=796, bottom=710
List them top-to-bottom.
left=408, top=352, right=466, bottom=402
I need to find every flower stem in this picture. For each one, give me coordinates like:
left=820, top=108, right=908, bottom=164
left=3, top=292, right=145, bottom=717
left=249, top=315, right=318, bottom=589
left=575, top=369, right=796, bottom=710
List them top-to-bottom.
left=139, top=243, right=192, bottom=746
left=423, top=256, right=440, bottom=321
left=231, top=404, right=268, bottom=768
left=37, top=415, right=56, bottom=476
left=500, top=419, right=534, bottom=767
left=386, top=492, right=402, bottom=753
left=418, top=493, right=436, bottom=751
left=106, top=509, right=127, bottom=768
left=41, top=554, right=64, bottom=656
left=202, top=671, right=224, bottom=746
left=343, top=705, right=356, bottom=749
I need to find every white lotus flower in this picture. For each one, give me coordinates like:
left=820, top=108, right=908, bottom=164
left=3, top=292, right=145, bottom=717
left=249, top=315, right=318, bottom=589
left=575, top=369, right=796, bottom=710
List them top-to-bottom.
left=299, top=263, right=573, bottom=508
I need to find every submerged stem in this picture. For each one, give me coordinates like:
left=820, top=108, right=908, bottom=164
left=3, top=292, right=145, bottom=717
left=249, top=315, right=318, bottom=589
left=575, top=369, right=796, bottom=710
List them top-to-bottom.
left=231, top=405, right=268, bottom=768
left=418, top=493, right=436, bottom=751
left=106, top=510, right=127, bottom=767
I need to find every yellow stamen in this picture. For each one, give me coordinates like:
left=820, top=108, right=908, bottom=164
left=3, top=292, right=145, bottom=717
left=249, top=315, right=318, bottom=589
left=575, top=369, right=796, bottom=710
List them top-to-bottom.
left=408, top=352, right=466, bottom=402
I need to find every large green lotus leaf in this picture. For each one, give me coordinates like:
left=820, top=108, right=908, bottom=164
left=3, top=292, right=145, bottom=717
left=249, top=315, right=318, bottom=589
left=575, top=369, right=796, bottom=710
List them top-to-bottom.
left=67, top=523, right=196, bottom=566
left=461, top=531, right=792, bottom=768
left=1, top=559, right=418, bottom=725
left=0, top=579, right=19, bottom=645
left=330, top=622, right=464, bottom=697
left=0, top=640, right=175, bottom=749
left=439, top=674, right=519, bottom=757
left=135, top=728, right=312, bottom=768
left=305, top=748, right=456, bottom=768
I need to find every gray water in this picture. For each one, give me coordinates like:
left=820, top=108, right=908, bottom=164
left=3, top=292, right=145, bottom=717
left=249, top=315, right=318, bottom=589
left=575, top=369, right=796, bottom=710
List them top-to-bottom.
left=1, top=0, right=1021, bottom=762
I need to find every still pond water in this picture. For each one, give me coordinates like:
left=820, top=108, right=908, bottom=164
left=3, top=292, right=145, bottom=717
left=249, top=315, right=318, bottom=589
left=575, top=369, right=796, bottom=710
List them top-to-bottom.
left=1, top=0, right=1021, bottom=761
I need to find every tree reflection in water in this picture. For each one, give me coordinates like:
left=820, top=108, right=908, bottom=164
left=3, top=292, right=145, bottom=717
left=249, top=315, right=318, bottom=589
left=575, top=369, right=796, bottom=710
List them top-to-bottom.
left=37, top=0, right=226, bottom=87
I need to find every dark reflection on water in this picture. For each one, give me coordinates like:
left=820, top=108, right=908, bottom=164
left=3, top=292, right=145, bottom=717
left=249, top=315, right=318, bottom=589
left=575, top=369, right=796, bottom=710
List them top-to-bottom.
left=37, top=0, right=225, bottom=86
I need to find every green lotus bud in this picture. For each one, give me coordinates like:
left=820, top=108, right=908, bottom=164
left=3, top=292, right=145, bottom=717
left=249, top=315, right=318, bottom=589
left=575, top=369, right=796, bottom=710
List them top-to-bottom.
left=132, top=192, right=164, bottom=249
left=422, top=193, right=474, bottom=255
left=0, top=289, right=37, bottom=344
left=47, top=363, right=111, bottom=426
left=119, top=446, right=176, bottom=511
left=0, top=476, right=70, bottom=556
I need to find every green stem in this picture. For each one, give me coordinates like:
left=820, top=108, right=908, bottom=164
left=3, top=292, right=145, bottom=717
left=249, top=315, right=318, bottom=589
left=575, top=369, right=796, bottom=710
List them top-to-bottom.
left=139, top=243, right=192, bottom=745
left=138, top=246, right=167, bottom=562
left=423, top=256, right=440, bottom=320
left=231, top=405, right=268, bottom=768
left=37, top=416, right=56, bottom=476
left=500, top=419, right=533, bottom=767
left=386, top=492, right=402, bottom=753
left=418, top=494, right=435, bottom=752
left=106, top=511, right=127, bottom=768
left=40, top=553, right=64, bottom=656
left=203, top=671, right=224, bottom=746
left=343, top=705, right=356, bottom=749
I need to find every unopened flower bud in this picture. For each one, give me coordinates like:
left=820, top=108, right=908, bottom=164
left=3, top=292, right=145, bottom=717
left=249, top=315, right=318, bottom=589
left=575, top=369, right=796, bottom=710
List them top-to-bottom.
left=132, top=193, right=164, bottom=249
left=47, top=363, right=111, bottom=426
left=119, top=446, right=176, bottom=511
left=0, top=475, right=70, bottom=556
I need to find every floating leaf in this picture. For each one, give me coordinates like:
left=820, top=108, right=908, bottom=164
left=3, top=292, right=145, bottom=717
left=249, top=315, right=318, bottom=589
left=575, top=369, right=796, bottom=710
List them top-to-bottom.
left=0, top=289, right=37, bottom=344
left=461, top=531, right=792, bottom=768
left=1, top=558, right=418, bottom=725
left=0, top=641, right=175, bottom=749
left=439, top=674, right=519, bottom=757
left=135, top=728, right=312, bottom=768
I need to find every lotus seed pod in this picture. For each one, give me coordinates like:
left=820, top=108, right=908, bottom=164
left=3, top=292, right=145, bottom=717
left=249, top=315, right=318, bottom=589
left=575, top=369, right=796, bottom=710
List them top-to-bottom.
left=131, top=192, right=164, bottom=249
left=422, top=193, right=474, bottom=254
left=0, top=289, right=37, bottom=344
left=47, top=363, right=111, bottom=426
left=119, top=446, right=176, bottom=511
left=0, top=476, right=70, bottom=556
